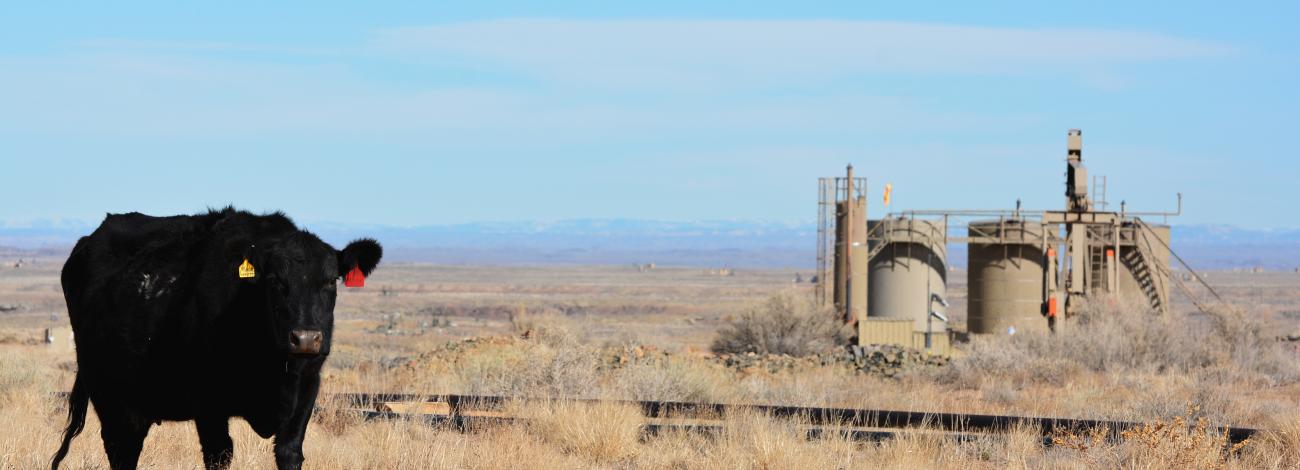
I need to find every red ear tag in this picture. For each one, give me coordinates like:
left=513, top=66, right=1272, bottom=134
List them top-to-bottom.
left=344, top=264, right=365, bottom=288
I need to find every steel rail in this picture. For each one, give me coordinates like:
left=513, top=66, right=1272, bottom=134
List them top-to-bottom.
left=46, top=391, right=1258, bottom=445
left=332, top=393, right=1257, bottom=444
left=358, top=411, right=1029, bottom=445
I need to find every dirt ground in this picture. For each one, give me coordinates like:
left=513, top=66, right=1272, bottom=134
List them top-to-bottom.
left=5, top=258, right=1297, bottom=351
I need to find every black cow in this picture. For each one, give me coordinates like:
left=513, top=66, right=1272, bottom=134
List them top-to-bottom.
left=50, top=208, right=382, bottom=470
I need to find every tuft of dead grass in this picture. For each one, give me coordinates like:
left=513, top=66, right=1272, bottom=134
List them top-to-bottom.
left=0, top=348, right=42, bottom=405
left=514, top=400, right=644, bottom=465
left=697, top=411, right=860, bottom=469
left=1234, top=413, right=1300, bottom=469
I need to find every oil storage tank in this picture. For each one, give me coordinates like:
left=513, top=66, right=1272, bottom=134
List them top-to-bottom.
left=866, top=218, right=947, bottom=333
left=967, top=219, right=1048, bottom=335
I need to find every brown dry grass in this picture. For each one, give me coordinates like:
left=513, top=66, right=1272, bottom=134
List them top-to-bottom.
left=2, top=261, right=1299, bottom=468
left=3, top=353, right=1299, bottom=469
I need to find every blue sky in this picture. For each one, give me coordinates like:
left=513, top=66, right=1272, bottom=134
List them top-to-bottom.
left=1, top=2, right=1296, bottom=228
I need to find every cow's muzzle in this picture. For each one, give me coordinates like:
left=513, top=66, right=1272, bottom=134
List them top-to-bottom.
left=289, top=330, right=324, bottom=356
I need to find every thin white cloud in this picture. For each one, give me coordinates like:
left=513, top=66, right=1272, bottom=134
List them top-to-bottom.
left=0, top=19, right=1230, bottom=139
left=375, top=19, right=1234, bottom=86
left=76, top=38, right=348, bottom=57
left=0, top=53, right=1037, bottom=138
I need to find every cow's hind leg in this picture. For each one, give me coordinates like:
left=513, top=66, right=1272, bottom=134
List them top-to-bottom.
left=95, top=405, right=149, bottom=470
left=196, top=416, right=234, bottom=470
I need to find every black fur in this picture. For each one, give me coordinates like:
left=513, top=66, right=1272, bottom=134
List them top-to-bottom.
left=50, top=207, right=382, bottom=470
left=338, top=237, right=382, bottom=277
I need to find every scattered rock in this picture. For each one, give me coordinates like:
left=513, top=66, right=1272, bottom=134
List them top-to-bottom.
left=601, top=342, right=948, bottom=379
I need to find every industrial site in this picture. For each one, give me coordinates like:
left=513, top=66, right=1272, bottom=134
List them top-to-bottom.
left=4, top=4, right=1300, bottom=469
left=1, top=129, right=1297, bottom=469
left=819, top=129, right=1186, bottom=353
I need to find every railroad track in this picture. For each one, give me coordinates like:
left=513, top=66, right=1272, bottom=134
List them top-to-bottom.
left=48, top=390, right=1259, bottom=445
left=331, top=393, right=1259, bottom=445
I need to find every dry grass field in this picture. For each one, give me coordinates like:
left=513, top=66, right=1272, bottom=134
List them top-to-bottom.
left=2, top=258, right=1299, bottom=469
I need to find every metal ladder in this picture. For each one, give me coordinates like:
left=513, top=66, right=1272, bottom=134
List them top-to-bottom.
left=1089, top=245, right=1106, bottom=290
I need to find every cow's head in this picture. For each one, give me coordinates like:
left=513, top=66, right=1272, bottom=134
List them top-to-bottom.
left=250, top=234, right=382, bottom=357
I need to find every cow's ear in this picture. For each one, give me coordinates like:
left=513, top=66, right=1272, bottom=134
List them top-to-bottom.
left=338, top=238, right=383, bottom=277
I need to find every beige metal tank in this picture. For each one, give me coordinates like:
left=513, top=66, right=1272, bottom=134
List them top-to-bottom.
left=866, top=218, right=947, bottom=332
left=967, top=220, right=1049, bottom=335
left=1118, top=223, right=1171, bottom=312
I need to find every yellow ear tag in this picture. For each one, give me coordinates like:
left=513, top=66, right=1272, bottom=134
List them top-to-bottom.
left=238, top=258, right=256, bottom=279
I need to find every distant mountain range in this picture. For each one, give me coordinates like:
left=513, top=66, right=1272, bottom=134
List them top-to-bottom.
left=2, top=219, right=1297, bottom=270
left=1164, top=225, right=1300, bottom=271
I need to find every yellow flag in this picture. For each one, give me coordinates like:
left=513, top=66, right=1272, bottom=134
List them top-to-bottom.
left=883, top=183, right=893, bottom=206
left=238, top=258, right=256, bottom=278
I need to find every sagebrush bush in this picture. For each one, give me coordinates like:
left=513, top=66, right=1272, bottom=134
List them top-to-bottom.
left=710, top=291, right=850, bottom=356
left=937, top=295, right=1300, bottom=393
left=455, top=328, right=601, bottom=398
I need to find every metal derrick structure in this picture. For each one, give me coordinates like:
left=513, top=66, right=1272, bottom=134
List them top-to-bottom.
left=817, top=129, right=1207, bottom=344
left=815, top=167, right=867, bottom=321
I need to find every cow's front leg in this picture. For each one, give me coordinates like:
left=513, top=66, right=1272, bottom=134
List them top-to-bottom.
left=274, top=360, right=323, bottom=470
left=196, top=415, right=234, bottom=470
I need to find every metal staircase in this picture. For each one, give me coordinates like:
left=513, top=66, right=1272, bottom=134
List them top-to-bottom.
left=1130, top=217, right=1232, bottom=316
left=865, top=221, right=889, bottom=261
left=1122, top=235, right=1166, bottom=314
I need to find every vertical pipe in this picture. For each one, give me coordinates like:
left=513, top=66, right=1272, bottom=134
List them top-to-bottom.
left=844, top=165, right=855, bottom=325
left=859, top=176, right=870, bottom=345
left=816, top=178, right=828, bottom=306
left=1110, top=219, right=1119, bottom=293
left=1040, top=225, right=1049, bottom=302
left=924, top=247, right=933, bottom=350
